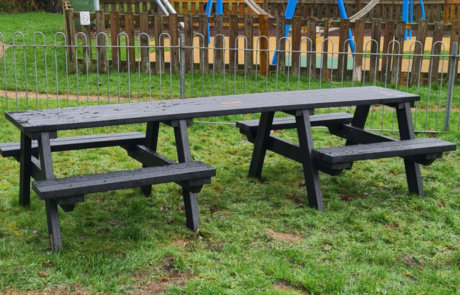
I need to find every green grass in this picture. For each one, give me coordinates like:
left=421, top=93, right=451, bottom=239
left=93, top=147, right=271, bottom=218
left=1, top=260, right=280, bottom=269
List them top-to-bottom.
left=0, top=99, right=460, bottom=294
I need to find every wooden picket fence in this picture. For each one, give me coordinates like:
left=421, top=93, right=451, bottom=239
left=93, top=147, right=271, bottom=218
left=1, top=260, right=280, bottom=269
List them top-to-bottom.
left=97, top=0, right=453, bottom=22
left=63, top=2, right=460, bottom=85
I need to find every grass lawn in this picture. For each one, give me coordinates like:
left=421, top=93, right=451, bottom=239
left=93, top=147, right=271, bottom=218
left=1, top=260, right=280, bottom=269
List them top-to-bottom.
left=1, top=12, right=460, bottom=294
left=0, top=99, right=459, bottom=294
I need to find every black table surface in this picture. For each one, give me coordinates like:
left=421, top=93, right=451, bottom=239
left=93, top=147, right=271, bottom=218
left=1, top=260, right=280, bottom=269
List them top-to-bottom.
left=6, top=87, right=420, bottom=133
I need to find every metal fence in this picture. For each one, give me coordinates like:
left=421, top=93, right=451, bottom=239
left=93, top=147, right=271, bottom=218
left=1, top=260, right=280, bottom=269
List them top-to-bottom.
left=0, top=31, right=459, bottom=133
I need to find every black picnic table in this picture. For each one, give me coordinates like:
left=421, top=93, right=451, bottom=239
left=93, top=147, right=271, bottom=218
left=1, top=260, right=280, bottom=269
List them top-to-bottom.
left=3, top=86, right=456, bottom=251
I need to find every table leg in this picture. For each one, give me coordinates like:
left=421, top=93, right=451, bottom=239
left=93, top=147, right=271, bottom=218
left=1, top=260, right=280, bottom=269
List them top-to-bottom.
left=396, top=102, right=424, bottom=197
left=296, top=110, right=324, bottom=211
left=248, top=112, right=275, bottom=178
left=174, top=120, right=200, bottom=231
left=141, top=121, right=160, bottom=196
left=19, top=132, right=32, bottom=206
left=38, top=132, right=62, bottom=252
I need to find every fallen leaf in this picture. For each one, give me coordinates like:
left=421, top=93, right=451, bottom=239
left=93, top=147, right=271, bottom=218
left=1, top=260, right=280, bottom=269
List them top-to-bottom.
left=295, top=181, right=305, bottom=187
left=286, top=195, right=295, bottom=200
left=341, top=195, right=351, bottom=201
left=436, top=202, right=445, bottom=207
left=160, top=205, right=167, bottom=211
left=178, top=205, right=185, bottom=210
left=210, top=207, right=216, bottom=213
left=418, top=265, right=423, bottom=270
left=38, top=272, right=49, bottom=277
left=159, top=276, right=170, bottom=282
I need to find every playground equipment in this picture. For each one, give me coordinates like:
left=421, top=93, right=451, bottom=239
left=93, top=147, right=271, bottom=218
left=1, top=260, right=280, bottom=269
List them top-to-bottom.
left=155, top=0, right=185, bottom=29
left=205, top=0, right=223, bottom=44
left=403, top=0, right=426, bottom=40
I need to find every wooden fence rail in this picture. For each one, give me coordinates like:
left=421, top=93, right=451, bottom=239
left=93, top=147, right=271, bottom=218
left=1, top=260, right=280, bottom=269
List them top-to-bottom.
left=64, top=6, right=460, bottom=85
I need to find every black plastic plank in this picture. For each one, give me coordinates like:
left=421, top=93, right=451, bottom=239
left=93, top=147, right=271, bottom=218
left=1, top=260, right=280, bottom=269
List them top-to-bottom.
left=6, top=87, right=419, bottom=133
left=236, top=112, right=354, bottom=134
left=0, top=132, right=145, bottom=158
left=313, top=138, right=456, bottom=164
left=33, top=161, right=216, bottom=199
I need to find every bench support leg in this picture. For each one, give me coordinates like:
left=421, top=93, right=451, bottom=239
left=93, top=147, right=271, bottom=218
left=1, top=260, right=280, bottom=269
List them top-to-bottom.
left=397, top=103, right=424, bottom=197
left=296, top=110, right=324, bottom=211
left=248, top=112, right=275, bottom=178
left=174, top=120, right=200, bottom=231
left=141, top=122, right=160, bottom=196
left=19, top=132, right=32, bottom=206
left=38, top=132, right=63, bottom=252
left=45, top=199, right=62, bottom=252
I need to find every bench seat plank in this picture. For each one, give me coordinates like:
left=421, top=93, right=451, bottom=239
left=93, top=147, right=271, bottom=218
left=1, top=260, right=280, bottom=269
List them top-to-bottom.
left=236, top=113, right=354, bottom=135
left=0, top=132, right=146, bottom=158
left=313, top=138, right=456, bottom=164
left=32, top=162, right=216, bottom=199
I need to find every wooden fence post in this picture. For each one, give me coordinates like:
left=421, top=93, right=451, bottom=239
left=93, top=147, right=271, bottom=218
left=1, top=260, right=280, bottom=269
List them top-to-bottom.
left=64, top=8, right=76, bottom=74
left=96, top=10, right=107, bottom=74
left=110, top=11, right=120, bottom=71
left=124, top=12, right=135, bottom=72
left=139, top=12, right=150, bottom=74
left=154, top=13, right=165, bottom=74
left=169, top=13, right=179, bottom=74
left=184, top=13, right=193, bottom=74
left=198, top=14, right=209, bottom=75
left=214, top=14, right=224, bottom=75
left=229, top=14, right=239, bottom=75
left=244, top=14, right=254, bottom=75
left=259, top=14, right=270, bottom=77
left=275, top=16, right=286, bottom=74
left=291, top=16, right=302, bottom=76
left=306, top=17, right=317, bottom=78
left=369, top=18, right=382, bottom=83
left=321, top=19, right=329, bottom=81
left=337, top=19, right=350, bottom=80
left=354, top=19, right=365, bottom=82
left=391, top=20, right=405, bottom=84
left=380, top=21, right=395, bottom=82
left=410, top=21, right=427, bottom=85
left=81, top=22, right=92, bottom=73
left=429, top=22, right=445, bottom=83
left=448, top=22, right=460, bottom=80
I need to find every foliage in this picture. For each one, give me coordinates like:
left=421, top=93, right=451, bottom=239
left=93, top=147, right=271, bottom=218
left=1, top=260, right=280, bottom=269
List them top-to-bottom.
left=0, top=0, right=62, bottom=13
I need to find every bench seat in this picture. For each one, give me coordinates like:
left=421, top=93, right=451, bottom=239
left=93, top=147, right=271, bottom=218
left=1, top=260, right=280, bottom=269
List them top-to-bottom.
left=236, top=113, right=354, bottom=137
left=0, top=132, right=146, bottom=159
left=313, top=138, right=456, bottom=172
left=32, top=161, right=216, bottom=200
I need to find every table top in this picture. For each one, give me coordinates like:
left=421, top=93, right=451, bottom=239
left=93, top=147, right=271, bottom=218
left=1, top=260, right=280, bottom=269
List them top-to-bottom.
left=6, top=87, right=419, bottom=134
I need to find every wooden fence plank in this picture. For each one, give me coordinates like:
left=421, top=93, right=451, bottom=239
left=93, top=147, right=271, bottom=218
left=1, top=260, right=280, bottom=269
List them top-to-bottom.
left=64, top=8, right=76, bottom=74
left=96, top=11, right=108, bottom=74
left=110, top=11, right=120, bottom=71
left=125, top=11, right=135, bottom=72
left=140, top=12, right=150, bottom=74
left=154, top=13, right=164, bottom=74
left=169, top=14, right=179, bottom=74
left=184, top=14, right=194, bottom=74
left=199, top=14, right=209, bottom=74
left=214, top=14, right=225, bottom=74
left=229, top=14, right=239, bottom=75
left=244, top=14, right=254, bottom=75
left=259, top=14, right=269, bottom=77
left=275, top=15, right=286, bottom=74
left=291, top=16, right=302, bottom=76
left=306, top=17, right=317, bottom=78
left=369, top=18, right=382, bottom=83
left=321, top=19, right=329, bottom=80
left=337, top=19, right=350, bottom=80
left=354, top=19, right=365, bottom=82
left=380, top=20, right=395, bottom=82
left=391, top=20, right=405, bottom=84
left=410, top=21, right=427, bottom=85
left=449, top=21, right=460, bottom=79
left=429, top=22, right=445, bottom=83
left=81, top=24, right=92, bottom=73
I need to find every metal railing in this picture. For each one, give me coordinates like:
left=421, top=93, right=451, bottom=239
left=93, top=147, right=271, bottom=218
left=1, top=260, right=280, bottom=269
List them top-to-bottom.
left=0, top=31, right=459, bottom=133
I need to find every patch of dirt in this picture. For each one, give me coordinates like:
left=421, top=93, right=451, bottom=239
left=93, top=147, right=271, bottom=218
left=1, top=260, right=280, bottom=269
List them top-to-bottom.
left=265, top=228, right=303, bottom=244
left=171, top=239, right=186, bottom=248
left=129, top=257, right=193, bottom=295
left=2, top=284, right=90, bottom=295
